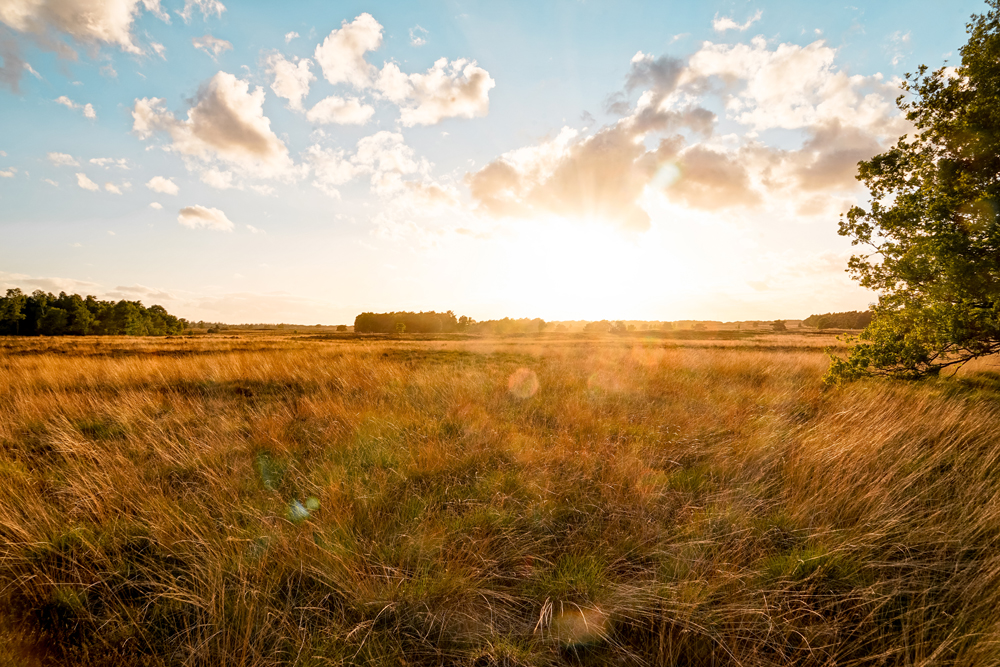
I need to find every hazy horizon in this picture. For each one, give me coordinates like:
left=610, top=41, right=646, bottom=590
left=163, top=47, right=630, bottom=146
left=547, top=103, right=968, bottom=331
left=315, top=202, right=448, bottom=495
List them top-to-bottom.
left=0, top=0, right=984, bottom=324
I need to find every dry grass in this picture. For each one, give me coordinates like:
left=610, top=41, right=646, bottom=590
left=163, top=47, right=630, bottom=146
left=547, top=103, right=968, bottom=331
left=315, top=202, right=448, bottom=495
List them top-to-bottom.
left=1, top=333, right=999, bottom=666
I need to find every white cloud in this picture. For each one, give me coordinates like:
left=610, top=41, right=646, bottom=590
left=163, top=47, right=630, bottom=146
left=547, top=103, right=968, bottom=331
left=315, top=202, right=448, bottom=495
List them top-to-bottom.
left=0, top=0, right=168, bottom=57
left=178, top=0, right=225, bottom=23
left=712, top=10, right=763, bottom=32
left=314, top=13, right=382, bottom=88
left=409, top=25, right=427, bottom=47
left=284, top=31, right=298, bottom=43
left=192, top=34, right=231, bottom=59
left=467, top=37, right=907, bottom=231
left=150, top=41, right=166, bottom=58
left=266, top=53, right=314, bottom=110
left=377, top=57, right=495, bottom=126
left=132, top=71, right=296, bottom=179
left=55, top=95, right=96, bottom=118
left=306, top=95, right=374, bottom=125
left=305, top=130, right=448, bottom=205
left=304, top=145, right=357, bottom=198
left=48, top=151, right=79, bottom=166
left=90, top=157, right=129, bottom=168
left=0, top=167, right=16, bottom=177
left=200, top=167, right=234, bottom=189
left=75, top=172, right=99, bottom=191
left=146, top=175, right=179, bottom=194
left=43, top=178, right=58, bottom=186
left=104, top=182, right=122, bottom=194
left=150, top=201, right=163, bottom=209
left=178, top=204, right=234, bottom=231
left=246, top=224, right=264, bottom=234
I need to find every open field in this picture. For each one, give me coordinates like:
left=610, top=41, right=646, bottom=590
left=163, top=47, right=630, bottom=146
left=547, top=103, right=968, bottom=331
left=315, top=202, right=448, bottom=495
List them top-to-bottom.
left=2, top=333, right=1000, bottom=666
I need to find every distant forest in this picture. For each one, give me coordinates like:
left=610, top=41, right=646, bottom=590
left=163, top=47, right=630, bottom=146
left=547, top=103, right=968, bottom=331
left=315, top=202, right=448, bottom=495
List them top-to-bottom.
left=0, top=289, right=185, bottom=336
left=802, top=310, right=873, bottom=330
left=353, top=311, right=548, bottom=334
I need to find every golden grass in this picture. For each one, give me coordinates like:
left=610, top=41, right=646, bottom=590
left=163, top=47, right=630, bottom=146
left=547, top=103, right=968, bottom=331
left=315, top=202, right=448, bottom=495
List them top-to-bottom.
left=1, top=333, right=999, bottom=666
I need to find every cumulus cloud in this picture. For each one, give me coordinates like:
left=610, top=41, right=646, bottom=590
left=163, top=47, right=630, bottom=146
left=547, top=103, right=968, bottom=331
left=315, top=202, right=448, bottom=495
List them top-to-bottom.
left=0, top=0, right=168, bottom=57
left=712, top=10, right=763, bottom=32
left=307, top=13, right=495, bottom=127
left=314, top=13, right=382, bottom=88
left=284, top=31, right=298, bottom=43
left=192, top=34, right=231, bottom=59
left=466, top=36, right=906, bottom=230
left=685, top=37, right=903, bottom=136
left=150, top=40, right=165, bottom=58
left=266, top=53, right=314, bottom=110
left=377, top=58, right=495, bottom=126
left=132, top=71, right=295, bottom=179
left=55, top=95, right=96, bottom=118
left=306, top=95, right=374, bottom=125
left=467, top=125, right=673, bottom=231
left=305, top=130, right=441, bottom=201
left=304, top=145, right=358, bottom=198
left=667, top=145, right=761, bottom=210
left=47, top=151, right=78, bottom=166
left=0, top=167, right=16, bottom=177
left=200, top=167, right=234, bottom=189
left=75, top=172, right=99, bottom=190
left=146, top=175, right=178, bottom=194
left=43, top=178, right=58, bottom=186
left=104, top=182, right=122, bottom=194
left=150, top=202, right=162, bottom=209
left=178, top=204, right=234, bottom=231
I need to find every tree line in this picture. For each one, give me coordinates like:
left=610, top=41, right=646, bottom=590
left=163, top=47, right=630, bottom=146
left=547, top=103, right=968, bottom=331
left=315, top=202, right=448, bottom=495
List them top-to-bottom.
left=0, top=289, right=185, bottom=336
left=803, top=310, right=873, bottom=330
left=353, top=312, right=548, bottom=335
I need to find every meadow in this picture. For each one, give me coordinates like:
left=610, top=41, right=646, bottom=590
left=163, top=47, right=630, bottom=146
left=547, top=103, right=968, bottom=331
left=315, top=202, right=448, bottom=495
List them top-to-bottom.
left=2, top=331, right=1000, bottom=666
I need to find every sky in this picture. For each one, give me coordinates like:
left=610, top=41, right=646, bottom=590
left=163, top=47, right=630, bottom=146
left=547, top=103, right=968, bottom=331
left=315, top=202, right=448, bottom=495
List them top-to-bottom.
left=0, top=0, right=987, bottom=324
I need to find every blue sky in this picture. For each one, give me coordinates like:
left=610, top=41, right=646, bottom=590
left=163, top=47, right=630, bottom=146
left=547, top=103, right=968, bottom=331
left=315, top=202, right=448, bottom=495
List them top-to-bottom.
left=0, top=0, right=986, bottom=323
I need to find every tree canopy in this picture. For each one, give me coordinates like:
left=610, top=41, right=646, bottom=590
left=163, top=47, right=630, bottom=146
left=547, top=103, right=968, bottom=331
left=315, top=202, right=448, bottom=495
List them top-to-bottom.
left=829, top=1, right=1000, bottom=380
left=0, top=289, right=185, bottom=336
left=804, top=310, right=874, bottom=330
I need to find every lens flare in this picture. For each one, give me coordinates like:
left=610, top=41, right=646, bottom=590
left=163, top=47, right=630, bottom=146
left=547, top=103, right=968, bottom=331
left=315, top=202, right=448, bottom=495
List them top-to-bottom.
left=508, top=368, right=539, bottom=399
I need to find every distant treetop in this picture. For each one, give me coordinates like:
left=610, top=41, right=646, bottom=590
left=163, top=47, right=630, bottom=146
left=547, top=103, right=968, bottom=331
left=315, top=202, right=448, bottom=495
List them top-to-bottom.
left=0, top=289, right=185, bottom=336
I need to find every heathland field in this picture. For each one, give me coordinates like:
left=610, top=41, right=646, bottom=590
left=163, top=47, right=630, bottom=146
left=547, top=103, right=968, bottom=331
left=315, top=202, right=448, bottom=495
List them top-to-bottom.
left=2, top=332, right=1000, bottom=666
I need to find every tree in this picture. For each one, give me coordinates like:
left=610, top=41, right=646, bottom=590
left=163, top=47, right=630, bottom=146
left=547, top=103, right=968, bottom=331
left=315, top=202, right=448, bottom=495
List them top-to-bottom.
left=830, top=2, right=1000, bottom=380
left=0, top=288, right=27, bottom=334
left=771, top=320, right=787, bottom=332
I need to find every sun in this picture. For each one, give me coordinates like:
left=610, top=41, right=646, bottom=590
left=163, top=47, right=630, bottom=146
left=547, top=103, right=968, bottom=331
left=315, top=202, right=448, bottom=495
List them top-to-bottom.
left=482, top=214, right=710, bottom=321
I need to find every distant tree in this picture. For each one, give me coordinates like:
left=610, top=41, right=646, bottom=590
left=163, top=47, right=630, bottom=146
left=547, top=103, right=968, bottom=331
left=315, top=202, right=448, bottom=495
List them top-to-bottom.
left=831, top=2, right=1000, bottom=380
left=0, top=288, right=27, bottom=334
left=772, top=320, right=787, bottom=332
left=395, top=322, right=406, bottom=334
left=336, top=325, right=348, bottom=332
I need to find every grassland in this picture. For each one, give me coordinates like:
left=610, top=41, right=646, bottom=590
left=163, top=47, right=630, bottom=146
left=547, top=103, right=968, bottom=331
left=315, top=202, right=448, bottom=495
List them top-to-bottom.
left=2, top=332, right=1000, bottom=666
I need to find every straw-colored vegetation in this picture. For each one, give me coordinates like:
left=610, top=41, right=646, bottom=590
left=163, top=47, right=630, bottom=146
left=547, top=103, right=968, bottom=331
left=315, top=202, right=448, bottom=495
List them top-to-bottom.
left=2, top=333, right=1000, bottom=666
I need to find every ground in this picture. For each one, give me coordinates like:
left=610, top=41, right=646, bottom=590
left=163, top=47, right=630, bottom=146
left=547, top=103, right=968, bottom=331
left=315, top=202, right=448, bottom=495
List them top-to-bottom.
left=2, top=331, right=999, bottom=666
